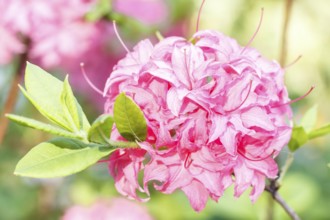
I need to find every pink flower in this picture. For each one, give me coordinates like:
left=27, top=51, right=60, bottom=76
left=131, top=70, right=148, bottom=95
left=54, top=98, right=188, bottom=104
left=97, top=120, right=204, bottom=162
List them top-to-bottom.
left=104, top=29, right=292, bottom=211
left=61, top=198, right=153, bottom=220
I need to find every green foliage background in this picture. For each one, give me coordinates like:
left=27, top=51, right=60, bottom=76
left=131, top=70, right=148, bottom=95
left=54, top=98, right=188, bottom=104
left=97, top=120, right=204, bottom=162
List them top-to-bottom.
left=1, top=0, right=330, bottom=219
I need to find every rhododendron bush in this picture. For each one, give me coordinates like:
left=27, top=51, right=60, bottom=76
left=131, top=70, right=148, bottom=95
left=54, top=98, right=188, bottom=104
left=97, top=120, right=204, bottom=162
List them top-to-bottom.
left=3, top=1, right=330, bottom=219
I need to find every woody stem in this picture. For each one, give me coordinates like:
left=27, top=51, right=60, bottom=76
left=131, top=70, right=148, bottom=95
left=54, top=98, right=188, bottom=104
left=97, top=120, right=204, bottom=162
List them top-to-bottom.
left=0, top=52, right=28, bottom=144
left=265, top=180, right=300, bottom=220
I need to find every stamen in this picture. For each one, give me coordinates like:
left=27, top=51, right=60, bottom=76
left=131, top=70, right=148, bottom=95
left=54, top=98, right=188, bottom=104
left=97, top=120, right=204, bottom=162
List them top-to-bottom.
left=196, top=0, right=206, bottom=33
left=241, top=8, right=264, bottom=54
left=113, top=20, right=130, bottom=54
left=155, top=31, right=164, bottom=41
left=183, top=49, right=192, bottom=89
left=284, top=55, right=302, bottom=69
left=80, top=63, right=107, bottom=97
left=226, top=80, right=253, bottom=113
left=273, top=85, right=315, bottom=107
left=238, top=149, right=275, bottom=162
left=184, top=152, right=193, bottom=168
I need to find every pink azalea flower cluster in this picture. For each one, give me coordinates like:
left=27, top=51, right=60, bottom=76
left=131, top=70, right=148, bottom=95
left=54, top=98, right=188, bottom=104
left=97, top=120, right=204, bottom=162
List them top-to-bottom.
left=104, top=30, right=293, bottom=211
left=62, top=198, right=153, bottom=220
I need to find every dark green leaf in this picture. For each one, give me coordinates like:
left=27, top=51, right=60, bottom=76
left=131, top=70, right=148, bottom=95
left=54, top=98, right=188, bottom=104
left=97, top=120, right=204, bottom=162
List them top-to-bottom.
left=113, top=93, right=147, bottom=141
left=88, top=114, right=114, bottom=144
left=288, top=126, right=309, bottom=152
left=14, top=138, right=114, bottom=178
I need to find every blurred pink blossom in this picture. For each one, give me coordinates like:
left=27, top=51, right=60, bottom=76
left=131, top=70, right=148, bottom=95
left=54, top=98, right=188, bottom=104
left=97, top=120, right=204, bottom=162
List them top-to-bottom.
left=0, top=0, right=190, bottom=107
left=0, top=0, right=99, bottom=68
left=113, top=0, right=168, bottom=25
left=0, top=26, right=25, bottom=64
left=104, top=30, right=292, bottom=211
left=62, top=198, right=153, bottom=220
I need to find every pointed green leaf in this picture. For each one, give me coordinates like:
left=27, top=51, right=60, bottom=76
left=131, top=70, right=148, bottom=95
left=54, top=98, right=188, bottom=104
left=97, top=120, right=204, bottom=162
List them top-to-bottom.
left=23, top=62, right=71, bottom=130
left=21, top=63, right=90, bottom=133
left=61, top=76, right=90, bottom=132
left=61, top=76, right=80, bottom=130
left=113, top=93, right=147, bottom=141
left=300, top=105, right=318, bottom=132
left=6, top=114, right=82, bottom=139
left=88, top=114, right=114, bottom=144
left=308, top=124, right=330, bottom=140
left=288, top=126, right=308, bottom=152
left=14, top=138, right=115, bottom=178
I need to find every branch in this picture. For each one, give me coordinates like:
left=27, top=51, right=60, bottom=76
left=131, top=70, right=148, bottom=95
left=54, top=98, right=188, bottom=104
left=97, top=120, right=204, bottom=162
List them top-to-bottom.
left=279, top=0, right=294, bottom=66
left=0, top=49, right=29, bottom=144
left=265, top=180, right=301, bottom=220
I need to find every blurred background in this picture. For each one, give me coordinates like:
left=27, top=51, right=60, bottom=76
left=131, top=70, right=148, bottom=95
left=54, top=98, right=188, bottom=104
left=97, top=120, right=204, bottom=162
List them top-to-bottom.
left=0, top=0, right=329, bottom=219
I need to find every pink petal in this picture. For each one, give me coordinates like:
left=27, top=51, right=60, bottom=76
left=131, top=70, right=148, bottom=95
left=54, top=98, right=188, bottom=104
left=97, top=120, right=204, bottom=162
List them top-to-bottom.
left=171, top=46, right=192, bottom=88
left=223, top=75, right=252, bottom=111
left=166, top=87, right=182, bottom=116
left=241, top=107, right=275, bottom=131
left=209, top=115, right=228, bottom=143
left=220, top=125, right=237, bottom=156
left=269, top=127, right=292, bottom=151
left=245, top=158, right=278, bottom=178
left=233, top=159, right=254, bottom=198
left=143, top=161, right=169, bottom=195
left=193, top=171, right=225, bottom=200
left=249, top=173, right=266, bottom=202
left=181, top=180, right=209, bottom=212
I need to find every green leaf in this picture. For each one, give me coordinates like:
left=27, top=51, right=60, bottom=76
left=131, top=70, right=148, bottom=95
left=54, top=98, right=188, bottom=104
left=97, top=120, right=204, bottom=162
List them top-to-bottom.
left=23, top=62, right=71, bottom=131
left=21, top=63, right=90, bottom=133
left=61, top=76, right=90, bottom=132
left=113, top=93, right=147, bottom=142
left=300, top=105, right=318, bottom=132
left=6, top=114, right=82, bottom=139
left=88, top=114, right=114, bottom=144
left=308, top=124, right=330, bottom=140
left=288, top=126, right=309, bottom=152
left=14, top=138, right=115, bottom=178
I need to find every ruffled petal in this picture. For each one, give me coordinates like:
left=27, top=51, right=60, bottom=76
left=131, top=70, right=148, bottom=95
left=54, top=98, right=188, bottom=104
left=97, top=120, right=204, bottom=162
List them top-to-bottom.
left=181, top=180, right=209, bottom=212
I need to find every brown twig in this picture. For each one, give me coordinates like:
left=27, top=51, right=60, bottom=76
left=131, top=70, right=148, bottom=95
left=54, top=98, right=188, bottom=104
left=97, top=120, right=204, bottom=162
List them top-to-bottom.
left=279, top=0, right=294, bottom=66
left=0, top=51, right=28, bottom=144
left=265, top=180, right=300, bottom=220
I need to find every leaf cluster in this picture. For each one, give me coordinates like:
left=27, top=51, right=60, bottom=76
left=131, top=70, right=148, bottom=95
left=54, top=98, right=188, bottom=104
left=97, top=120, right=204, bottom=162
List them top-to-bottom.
left=7, top=63, right=147, bottom=178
